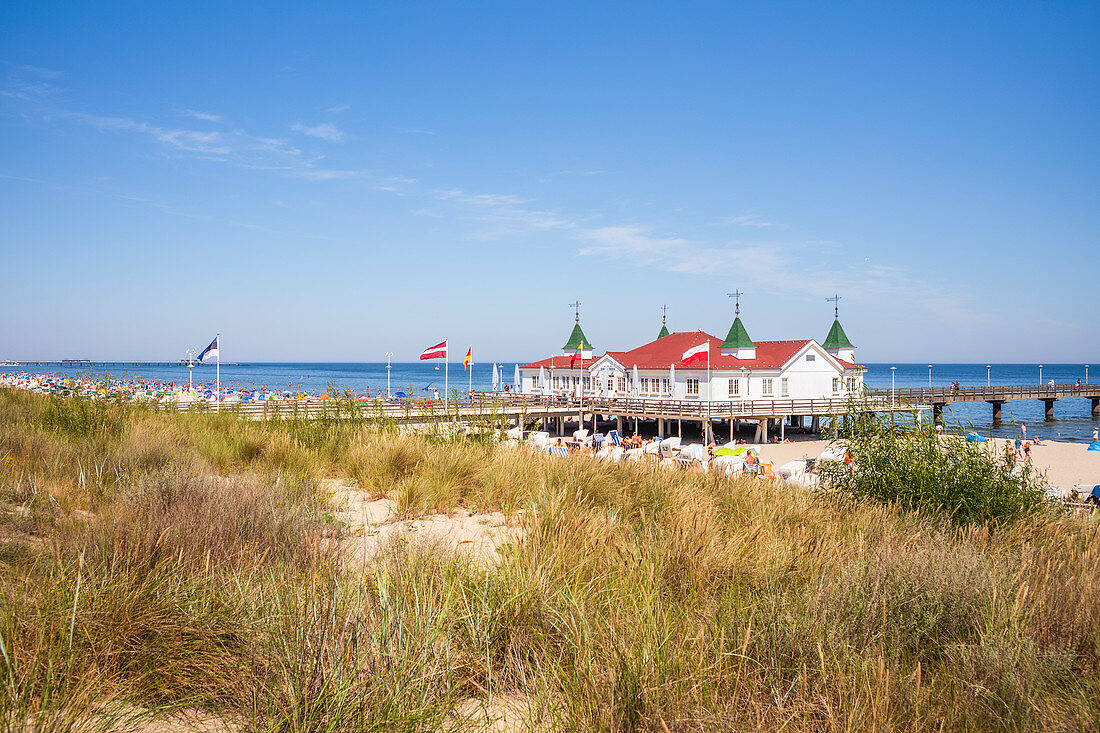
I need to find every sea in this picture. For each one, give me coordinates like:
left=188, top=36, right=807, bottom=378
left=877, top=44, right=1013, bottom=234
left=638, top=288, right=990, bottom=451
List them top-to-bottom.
left=2, top=362, right=1097, bottom=442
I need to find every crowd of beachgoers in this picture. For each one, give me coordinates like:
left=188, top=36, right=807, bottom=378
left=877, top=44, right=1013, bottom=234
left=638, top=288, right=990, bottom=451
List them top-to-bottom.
left=0, top=371, right=391, bottom=404
left=504, top=424, right=845, bottom=489
left=508, top=424, right=1100, bottom=506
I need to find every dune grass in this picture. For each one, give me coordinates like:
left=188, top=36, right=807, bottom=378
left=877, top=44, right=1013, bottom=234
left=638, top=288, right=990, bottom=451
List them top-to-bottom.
left=0, top=387, right=1098, bottom=731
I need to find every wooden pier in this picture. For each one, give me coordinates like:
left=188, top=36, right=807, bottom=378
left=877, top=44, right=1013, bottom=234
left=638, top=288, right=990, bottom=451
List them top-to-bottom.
left=870, top=383, right=1100, bottom=423
left=185, top=392, right=928, bottom=443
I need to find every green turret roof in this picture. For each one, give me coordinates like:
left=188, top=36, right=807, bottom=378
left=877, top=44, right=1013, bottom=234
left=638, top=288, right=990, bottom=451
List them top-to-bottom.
left=721, top=317, right=755, bottom=349
left=822, top=318, right=854, bottom=349
left=563, top=322, right=591, bottom=351
left=657, top=324, right=670, bottom=339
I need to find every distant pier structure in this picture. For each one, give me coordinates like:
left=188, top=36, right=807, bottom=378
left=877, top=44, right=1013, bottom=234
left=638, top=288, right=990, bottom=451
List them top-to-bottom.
left=9, top=360, right=248, bottom=368
left=875, top=384, right=1100, bottom=423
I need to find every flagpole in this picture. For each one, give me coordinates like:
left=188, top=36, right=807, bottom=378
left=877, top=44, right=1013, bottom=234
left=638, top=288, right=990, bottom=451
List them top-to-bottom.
left=215, top=331, right=220, bottom=413
left=444, top=339, right=449, bottom=410
left=706, top=343, right=711, bottom=444
left=468, top=346, right=472, bottom=396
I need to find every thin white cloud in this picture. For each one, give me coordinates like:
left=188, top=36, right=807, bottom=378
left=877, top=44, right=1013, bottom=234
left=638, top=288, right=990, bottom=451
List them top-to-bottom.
left=0, top=64, right=63, bottom=101
left=326, top=104, right=350, bottom=113
left=182, top=109, right=221, bottom=122
left=62, top=112, right=357, bottom=180
left=291, top=122, right=345, bottom=143
left=401, top=128, right=436, bottom=135
left=432, top=184, right=962, bottom=320
left=725, top=214, right=774, bottom=228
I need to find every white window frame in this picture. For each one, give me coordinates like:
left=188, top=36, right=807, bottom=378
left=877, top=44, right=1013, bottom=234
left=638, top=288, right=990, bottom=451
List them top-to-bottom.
left=531, top=375, right=539, bottom=389
left=616, top=376, right=626, bottom=392
left=640, top=377, right=650, bottom=393
left=780, top=377, right=788, bottom=396
left=832, top=377, right=840, bottom=394
left=686, top=378, right=700, bottom=396
left=729, top=378, right=739, bottom=396
left=762, top=378, right=774, bottom=396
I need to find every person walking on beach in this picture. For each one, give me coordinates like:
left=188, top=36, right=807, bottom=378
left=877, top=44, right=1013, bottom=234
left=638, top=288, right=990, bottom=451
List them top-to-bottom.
left=1020, top=423, right=1027, bottom=439
left=1093, top=428, right=1098, bottom=442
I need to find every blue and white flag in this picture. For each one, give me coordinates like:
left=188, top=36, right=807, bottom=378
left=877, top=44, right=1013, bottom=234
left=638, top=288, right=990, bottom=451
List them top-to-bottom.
left=197, top=336, right=219, bottom=364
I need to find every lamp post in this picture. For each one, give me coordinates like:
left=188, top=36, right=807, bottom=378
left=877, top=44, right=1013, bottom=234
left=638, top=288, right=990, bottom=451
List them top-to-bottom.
left=185, top=349, right=196, bottom=395
left=385, top=352, right=394, bottom=399
left=927, top=364, right=933, bottom=391
left=1039, top=364, right=1043, bottom=386
left=986, top=365, right=991, bottom=387
left=1086, top=365, right=1090, bottom=385
left=891, top=366, right=897, bottom=407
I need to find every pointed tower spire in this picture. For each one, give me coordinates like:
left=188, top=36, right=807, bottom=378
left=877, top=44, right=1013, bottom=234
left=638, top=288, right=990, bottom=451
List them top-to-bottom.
left=721, top=290, right=756, bottom=358
left=823, top=294, right=855, bottom=361
left=563, top=300, right=593, bottom=355
left=657, top=304, right=670, bottom=339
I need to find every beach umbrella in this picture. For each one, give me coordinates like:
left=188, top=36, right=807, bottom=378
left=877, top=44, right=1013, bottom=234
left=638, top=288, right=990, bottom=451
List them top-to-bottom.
left=492, top=363, right=499, bottom=391
left=514, top=363, right=520, bottom=391
left=668, top=363, right=675, bottom=398
left=632, top=365, right=640, bottom=397
left=539, top=366, right=548, bottom=396
left=713, top=446, right=738, bottom=456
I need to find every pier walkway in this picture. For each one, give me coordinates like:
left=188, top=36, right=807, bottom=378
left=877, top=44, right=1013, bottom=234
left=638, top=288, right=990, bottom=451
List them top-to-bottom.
left=869, top=383, right=1100, bottom=422
left=188, top=392, right=928, bottom=442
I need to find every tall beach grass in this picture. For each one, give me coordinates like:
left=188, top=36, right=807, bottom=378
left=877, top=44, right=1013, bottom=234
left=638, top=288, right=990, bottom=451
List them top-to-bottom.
left=0, top=388, right=1097, bottom=730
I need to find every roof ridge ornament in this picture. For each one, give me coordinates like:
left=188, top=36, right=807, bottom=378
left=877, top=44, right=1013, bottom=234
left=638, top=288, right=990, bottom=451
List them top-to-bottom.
left=826, top=293, right=842, bottom=319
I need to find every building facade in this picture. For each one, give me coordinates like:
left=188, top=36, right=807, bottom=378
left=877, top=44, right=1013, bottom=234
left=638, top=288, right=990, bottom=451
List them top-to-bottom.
left=519, top=313, right=865, bottom=402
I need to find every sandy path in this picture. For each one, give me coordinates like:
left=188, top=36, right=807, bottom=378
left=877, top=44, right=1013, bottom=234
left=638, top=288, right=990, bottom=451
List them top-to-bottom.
left=330, top=481, right=526, bottom=567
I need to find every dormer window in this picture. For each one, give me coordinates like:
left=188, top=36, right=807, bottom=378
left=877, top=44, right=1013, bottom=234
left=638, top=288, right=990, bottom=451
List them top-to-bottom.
left=806, top=354, right=815, bottom=362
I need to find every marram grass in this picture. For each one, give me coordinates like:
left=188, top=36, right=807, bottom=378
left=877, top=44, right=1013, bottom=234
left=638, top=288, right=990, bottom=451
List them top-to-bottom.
left=0, top=387, right=1097, bottom=731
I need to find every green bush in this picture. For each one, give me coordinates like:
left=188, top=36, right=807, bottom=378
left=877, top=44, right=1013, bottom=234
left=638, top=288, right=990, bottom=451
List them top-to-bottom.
left=819, top=405, right=1051, bottom=525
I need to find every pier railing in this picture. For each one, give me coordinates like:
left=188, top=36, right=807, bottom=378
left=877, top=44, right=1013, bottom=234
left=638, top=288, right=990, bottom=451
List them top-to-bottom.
left=869, top=383, right=1100, bottom=405
left=174, top=392, right=920, bottom=421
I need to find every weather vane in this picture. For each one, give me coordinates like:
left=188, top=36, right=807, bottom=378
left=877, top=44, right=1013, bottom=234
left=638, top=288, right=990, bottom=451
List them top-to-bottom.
left=727, top=290, right=743, bottom=316
left=826, top=293, right=842, bottom=319
left=569, top=300, right=581, bottom=323
left=660, top=303, right=669, bottom=326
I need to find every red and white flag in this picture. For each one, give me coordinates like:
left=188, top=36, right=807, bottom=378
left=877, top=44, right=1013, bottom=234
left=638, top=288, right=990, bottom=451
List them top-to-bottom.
left=420, top=340, right=448, bottom=360
left=681, top=341, right=709, bottom=365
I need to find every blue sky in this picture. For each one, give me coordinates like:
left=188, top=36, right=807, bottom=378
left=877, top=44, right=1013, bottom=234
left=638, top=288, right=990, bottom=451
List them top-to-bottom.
left=1, top=1, right=1097, bottom=363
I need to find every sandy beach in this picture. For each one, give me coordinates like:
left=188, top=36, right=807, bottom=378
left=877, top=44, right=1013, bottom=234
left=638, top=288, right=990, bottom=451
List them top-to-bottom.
left=752, top=434, right=1100, bottom=489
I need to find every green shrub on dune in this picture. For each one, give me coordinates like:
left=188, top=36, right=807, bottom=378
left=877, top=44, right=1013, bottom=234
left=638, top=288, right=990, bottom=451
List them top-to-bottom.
left=819, top=404, right=1051, bottom=525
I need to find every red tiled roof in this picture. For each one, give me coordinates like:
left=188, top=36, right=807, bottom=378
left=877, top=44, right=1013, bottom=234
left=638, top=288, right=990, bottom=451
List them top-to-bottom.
left=521, top=331, right=864, bottom=371
left=518, top=354, right=598, bottom=370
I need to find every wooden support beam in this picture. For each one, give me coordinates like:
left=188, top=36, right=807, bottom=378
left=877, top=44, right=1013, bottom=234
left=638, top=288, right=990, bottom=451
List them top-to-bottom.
left=1043, top=399, right=1056, bottom=420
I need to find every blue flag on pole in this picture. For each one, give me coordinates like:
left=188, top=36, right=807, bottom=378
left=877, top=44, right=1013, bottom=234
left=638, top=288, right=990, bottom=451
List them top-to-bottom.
left=197, top=336, right=219, bottom=364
